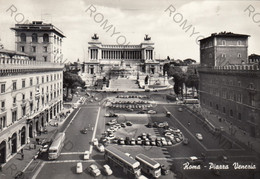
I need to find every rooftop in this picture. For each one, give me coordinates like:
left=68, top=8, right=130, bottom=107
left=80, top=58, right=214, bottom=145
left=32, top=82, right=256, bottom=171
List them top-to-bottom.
left=10, top=21, right=65, bottom=38
left=200, top=32, right=249, bottom=41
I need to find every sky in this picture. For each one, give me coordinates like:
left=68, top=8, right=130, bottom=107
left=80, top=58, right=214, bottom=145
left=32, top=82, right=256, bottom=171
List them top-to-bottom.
left=0, top=0, right=259, bottom=63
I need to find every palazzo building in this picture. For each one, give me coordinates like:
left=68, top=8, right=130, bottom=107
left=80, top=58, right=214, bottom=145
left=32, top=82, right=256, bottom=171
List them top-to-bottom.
left=0, top=21, right=65, bottom=164
left=198, top=32, right=260, bottom=138
left=84, top=34, right=164, bottom=78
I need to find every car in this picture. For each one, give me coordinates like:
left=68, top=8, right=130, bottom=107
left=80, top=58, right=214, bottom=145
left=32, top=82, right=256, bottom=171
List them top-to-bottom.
left=147, top=110, right=156, bottom=114
left=137, top=111, right=146, bottom=114
left=166, top=111, right=171, bottom=117
left=105, top=113, right=118, bottom=117
left=106, top=121, right=116, bottom=126
left=126, top=121, right=133, bottom=126
left=146, top=122, right=153, bottom=128
left=158, top=122, right=169, bottom=128
left=121, top=123, right=126, bottom=128
left=81, top=128, right=88, bottom=134
left=141, top=133, right=147, bottom=139
left=147, top=133, right=152, bottom=139
left=165, top=133, right=174, bottom=141
left=196, top=133, right=203, bottom=141
left=106, top=134, right=115, bottom=140
left=175, top=137, right=181, bottom=143
left=93, top=138, right=98, bottom=146
left=119, top=138, right=125, bottom=145
left=130, top=138, right=136, bottom=145
left=136, top=138, right=142, bottom=145
left=144, top=138, right=150, bottom=145
left=183, top=138, right=189, bottom=145
left=150, top=139, right=156, bottom=146
left=161, top=139, right=168, bottom=146
left=167, top=140, right=173, bottom=146
left=156, top=141, right=162, bottom=147
left=39, top=144, right=49, bottom=153
left=96, top=144, right=105, bottom=152
left=83, top=150, right=90, bottom=160
left=188, top=156, right=203, bottom=165
left=76, top=162, right=83, bottom=174
left=87, top=164, right=101, bottom=177
left=103, top=164, right=113, bottom=176
left=161, top=164, right=170, bottom=175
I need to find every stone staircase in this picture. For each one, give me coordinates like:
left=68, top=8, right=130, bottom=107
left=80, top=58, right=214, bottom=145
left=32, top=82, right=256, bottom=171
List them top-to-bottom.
left=109, top=78, right=139, bottom=91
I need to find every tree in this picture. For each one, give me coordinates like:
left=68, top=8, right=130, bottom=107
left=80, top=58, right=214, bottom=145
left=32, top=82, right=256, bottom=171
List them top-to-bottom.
left=183, top=58, right=196, bottom=66
left=163, top=63, right=170, bottom=76
left=169, top=66, right=186, bottom=98
left=185, top=67, right=199, bottom=97
left=63, top=71, right=85, bottom=97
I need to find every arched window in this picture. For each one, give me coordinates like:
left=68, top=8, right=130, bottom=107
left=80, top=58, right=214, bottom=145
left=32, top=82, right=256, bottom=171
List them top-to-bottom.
left=20, top=33, right=26, bottom=42
left=32, top=33, right=38, bottom=42
left=43, top=34, right=49, bottom=43
left=222, top=40, right=226, bottom=46
left=237, top=40, right=242, bottom=46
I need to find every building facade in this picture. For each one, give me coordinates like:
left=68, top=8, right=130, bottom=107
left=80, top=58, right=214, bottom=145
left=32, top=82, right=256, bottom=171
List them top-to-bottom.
left=0, top=21, right=64, bottom=164
left=11, top=21, right=65, bottom=63
left=198, top=32, right=260, bottom=138
left=200, top=32, right=249, bottom=67
left=84, top=34, right=164, bottom=77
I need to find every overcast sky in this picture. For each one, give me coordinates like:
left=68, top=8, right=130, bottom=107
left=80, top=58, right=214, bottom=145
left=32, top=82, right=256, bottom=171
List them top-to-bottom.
left=0, top=0, right=259, bottom=63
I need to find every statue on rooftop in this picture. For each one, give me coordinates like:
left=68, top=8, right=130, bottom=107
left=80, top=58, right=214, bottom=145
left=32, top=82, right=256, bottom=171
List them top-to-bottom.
left=92, top=33, right=99, bottom=40
left=144, top=34, right=151, bottom=41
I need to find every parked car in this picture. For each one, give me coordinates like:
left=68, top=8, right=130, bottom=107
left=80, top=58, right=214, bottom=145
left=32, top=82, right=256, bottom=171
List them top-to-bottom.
left=166, top=111, right=171, bottom=117
left=146, top=122, right=153, bottom=128
left=121, top=123, right=126, bottom=128
left=196, top=133, right=203, bottom=141
left=93, top=138, right=98, bottom=146
left=119, top=138, right=125, bottom=145
left=130, top=138, right=136, bottom=145
left=136, top=138, right=142, bottom=145
left=144, top=138, right=150, bottom=145
left=150, top=139, right=156, bottom=146
left=156, top=140, right=162, bottom=147
left=96, top=144, right=105, bottom=152
left=83, top=150, right=90, bottom=160
left=125, top=153, right=134, bottom=159
left=76, top=162, right=83, bottom=174
left=87, top=164, right=101, bottom=177
left=103, top=164, right=113, bottom=176
left=14, top=171, right=24, bottom=179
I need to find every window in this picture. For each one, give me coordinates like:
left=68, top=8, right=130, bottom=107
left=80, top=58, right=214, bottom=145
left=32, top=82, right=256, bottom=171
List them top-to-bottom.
left=20, top=33, right=26, bottom=42
left=32, top=33, right=38, bottom=42
left=43, top=34, right=49, bottom=43
left=54, top=35, right=56, bottom=44
left=222, top=40, right=226, bottom=45
left=237, top=41, right=242, bottom=46
left=20, top=46, right=25, bottom=52
left=32, top=46, right=36, bottom=52
left=44, top=46, right=48, bottom=52
left=209, top=53, right=212, bottom=58
left=238, top=53, right=241, bottom=58
left=222, top=54, right=226, bottom=58
left=43, top=56, right=47, bottom=62
left=42, top=76, right=44, bottom=83
left=47, top=76, right=49, bottom=82
left=36, top=77, right=39, bottom=84
left=30, top=78, right=33, bottom=86
left=22, top=79, right=25, bottom=88
left=13, top=81, right=17, bottom=91
left=238, top=81, right=241, bottom=87
left=1, top=84, right=5, bottom=93
left=42, top=88, right=44, bottom=94
left=30, top=91, right=33, bottom=98
left=237, top=93, right=242, bottom=102
left=22, top=94, right=25, bottom=100
left=13, top=97, right=16, bottom=104
left=1, top=101, right=5, bottom=108
left=30, top=103, right=33, bottom=112
left=216, top=104, right=219, bottom=110
left=22, top=106, right=26, bottom=116
left=223, top=107, right=226, bottom=113
left=230, top=109, right=233, bottom=117
left=12, top=111, right=17, bottom=122
left=238, top=113, right=241, bottom=120
left=0, top=116, right=6, bottom=129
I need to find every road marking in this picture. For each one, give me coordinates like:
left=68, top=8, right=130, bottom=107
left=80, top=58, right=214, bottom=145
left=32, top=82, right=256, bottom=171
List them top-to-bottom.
left=80, top=106, right=100, bottom=109
left=89, top=107, right=101, bottom=154
left=64, top=108, right=81, bottom=133
left=60, top=152, right=86, bottom=155
left=22, top=158, right=34, bottom=172
left=45, top=159, right=105, bottom=164
left=31, top=162, right=45, bottom=179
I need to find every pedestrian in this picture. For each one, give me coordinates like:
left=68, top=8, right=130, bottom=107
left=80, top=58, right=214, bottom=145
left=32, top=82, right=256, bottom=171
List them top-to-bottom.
left=188, top=121, right=191, bottom=126
left=34, top=144, right=36, bottom=149
left=21, top=148, right=23, bottom=154
left=21, top=153, right=24, bottom=160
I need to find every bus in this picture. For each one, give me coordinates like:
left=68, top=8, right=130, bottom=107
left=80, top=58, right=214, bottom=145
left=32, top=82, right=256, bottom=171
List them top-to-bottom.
left=183, top=99, right=199, bottom=104
left=48, top=132, right=65, bottom=160
left=104, top=146, right=141, bottom=178
left=135, top=154, right=161, bottom=178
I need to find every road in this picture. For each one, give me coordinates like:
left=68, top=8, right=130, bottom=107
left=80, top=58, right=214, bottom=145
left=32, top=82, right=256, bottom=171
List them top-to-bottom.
left=29, top=93, right=260, bottom=179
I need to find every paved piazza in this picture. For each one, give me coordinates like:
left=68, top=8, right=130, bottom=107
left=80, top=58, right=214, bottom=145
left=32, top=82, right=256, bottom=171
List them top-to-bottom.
left=28, top=92, right=259, bottom=179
